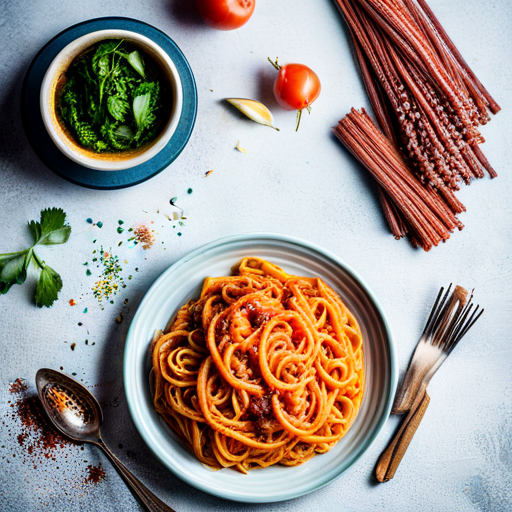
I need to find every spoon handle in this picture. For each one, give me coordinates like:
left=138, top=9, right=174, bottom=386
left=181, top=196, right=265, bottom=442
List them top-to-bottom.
left=97, top=439, right=175, bottom=512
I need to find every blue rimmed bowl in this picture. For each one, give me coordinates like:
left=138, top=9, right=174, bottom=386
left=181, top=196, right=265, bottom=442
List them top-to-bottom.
left=22, top=17, right=197, bottom=189
left=40, top=29, right=183, bottom=171
left=124, top=233, right=397, bottom=502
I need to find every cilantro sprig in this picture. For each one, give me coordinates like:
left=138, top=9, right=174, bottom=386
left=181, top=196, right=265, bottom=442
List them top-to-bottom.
left=0, top=208, right=71, bottom=307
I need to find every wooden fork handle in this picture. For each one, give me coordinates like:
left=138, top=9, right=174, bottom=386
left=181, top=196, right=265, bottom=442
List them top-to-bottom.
left=375, top=389, right=430, bottom=482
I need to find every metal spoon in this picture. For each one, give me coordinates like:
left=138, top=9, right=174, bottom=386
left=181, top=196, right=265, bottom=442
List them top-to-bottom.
left=35, top=368, right=175, bottom=512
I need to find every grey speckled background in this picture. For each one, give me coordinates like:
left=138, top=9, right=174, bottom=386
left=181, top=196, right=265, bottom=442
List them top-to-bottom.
left=0, top=0, right=511, bottom=511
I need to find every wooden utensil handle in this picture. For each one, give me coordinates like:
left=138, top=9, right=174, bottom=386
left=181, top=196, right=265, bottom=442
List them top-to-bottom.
left=375, top=390, right=430, bottom=482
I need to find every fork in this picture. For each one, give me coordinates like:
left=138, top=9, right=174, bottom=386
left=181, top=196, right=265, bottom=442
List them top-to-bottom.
left=375, top=284, right=484, bottom=482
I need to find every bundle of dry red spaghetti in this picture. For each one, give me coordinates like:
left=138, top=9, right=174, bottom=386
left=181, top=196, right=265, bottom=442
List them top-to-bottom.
left=333, top=0, right=500, bottom=249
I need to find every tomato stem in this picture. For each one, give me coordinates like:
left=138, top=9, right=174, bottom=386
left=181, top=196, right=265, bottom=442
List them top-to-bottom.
left=268, top=57, right=281, bottom=71
left=295, top=109, right=302, bottom=132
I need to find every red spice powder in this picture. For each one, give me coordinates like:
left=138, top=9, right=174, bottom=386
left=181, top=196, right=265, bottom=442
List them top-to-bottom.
left=9, top=378, right=28, bottom=394
left=3, top=381, right=109, bottom=498
left=8, top=387, right=77, bottom=463
left=85, top=464, right=106, bottom=484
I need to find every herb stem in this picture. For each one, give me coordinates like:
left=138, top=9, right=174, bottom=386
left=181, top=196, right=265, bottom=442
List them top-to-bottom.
left=32, top=250, right=45, bottom=269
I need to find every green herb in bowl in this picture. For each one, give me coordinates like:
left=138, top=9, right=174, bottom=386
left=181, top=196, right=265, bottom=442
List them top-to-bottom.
left=58, top=39, right=168, bottom=153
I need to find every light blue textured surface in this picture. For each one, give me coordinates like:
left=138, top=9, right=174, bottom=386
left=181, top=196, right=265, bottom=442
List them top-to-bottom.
left=0, top=0, right=511, bottom=511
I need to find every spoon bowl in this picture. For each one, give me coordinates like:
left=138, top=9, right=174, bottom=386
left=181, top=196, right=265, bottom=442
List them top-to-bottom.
left=36, top=368, right=102, bottom=443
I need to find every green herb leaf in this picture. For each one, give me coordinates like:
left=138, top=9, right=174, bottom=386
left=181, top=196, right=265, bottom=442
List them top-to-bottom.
left=60, top=39, right=163, bottom=152
left=92, top=40, right=123, bottom=76
left=127, top=51, right=145, bottom=78
left=97, top=55, right=110, bottom=77
left=114, top=78, right=128, bottom=98
left=132, top=82, right=161, bottom=144
left=133, top=93, right=151, bottom=131
left=107, top=96, right=130, bottom=122
left=102, top=122, right=133, bottom=150
left=114, top=124, right=134, bottom=141
left=94, top=140, right=109, bottom=152
left=0, top=208, right=70, bottom=306
left=29, top=208, right=71, bottom=246
left=0, top=250, right=30, bottom=294
left=34, top=262, right=63, bottom=308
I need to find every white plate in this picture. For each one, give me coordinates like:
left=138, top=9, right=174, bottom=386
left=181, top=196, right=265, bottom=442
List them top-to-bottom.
left=124, top=233, right=397, bottom=503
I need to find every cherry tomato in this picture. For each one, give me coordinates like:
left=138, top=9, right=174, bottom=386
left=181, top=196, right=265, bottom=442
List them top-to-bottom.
left=196, top=0, right=255, bottom=31
left=272, top=63, right=321, bottom=111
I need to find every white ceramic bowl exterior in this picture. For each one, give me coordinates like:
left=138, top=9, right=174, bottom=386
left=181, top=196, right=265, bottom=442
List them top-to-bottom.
left=40, top=29, right=183, bottom=171
left=124, top=233, right=397, bottom=502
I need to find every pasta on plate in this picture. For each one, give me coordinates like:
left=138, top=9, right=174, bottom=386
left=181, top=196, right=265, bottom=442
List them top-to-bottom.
left=151, top=257, right=364, bottom=473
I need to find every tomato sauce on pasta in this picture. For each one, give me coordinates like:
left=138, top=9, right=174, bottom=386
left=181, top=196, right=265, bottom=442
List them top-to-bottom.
left=151, top=257, right=364, bottom=473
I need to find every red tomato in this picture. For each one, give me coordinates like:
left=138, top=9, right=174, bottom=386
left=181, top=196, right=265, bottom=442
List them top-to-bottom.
left=196, top=0, right=255, bottom=31
left=273, top=63, right=321, bottom=111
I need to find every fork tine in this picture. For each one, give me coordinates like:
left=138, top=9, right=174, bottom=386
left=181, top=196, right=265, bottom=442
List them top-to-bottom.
left=423, top=284, right=452, bottom=341
left=432, top=284, right=464, bottom=347
left=421, top=286, right=445, bottom=336
left=443, top=291, right=475, bottom=349
left=444, top=302, right=474, bottom=352
left=445, top=304, right=483, bottom=354
left=450, top=307, right=484, bottom=351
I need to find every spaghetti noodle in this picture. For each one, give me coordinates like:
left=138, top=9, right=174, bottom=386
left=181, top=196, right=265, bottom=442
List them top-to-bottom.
left=151, top=257, right=364, bottom=473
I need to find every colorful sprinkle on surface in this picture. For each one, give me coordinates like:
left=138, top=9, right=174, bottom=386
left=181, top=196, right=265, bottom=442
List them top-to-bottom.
left=235, top=141, right=248, bottom=154
left=131, top=225, right=155, bottom=250
left=91, top=247, right=125, bottom=308
left=69, top=299, right=76, bottom=306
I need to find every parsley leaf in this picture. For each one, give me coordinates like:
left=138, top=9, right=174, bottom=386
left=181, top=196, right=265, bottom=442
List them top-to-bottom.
left=0, top=208, right=71, bottom=307
left=28, top=208, right=71, bottom=245
left=0, top=249, right=31, bottom=294
left=34, top=260, right=63, bottom=308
